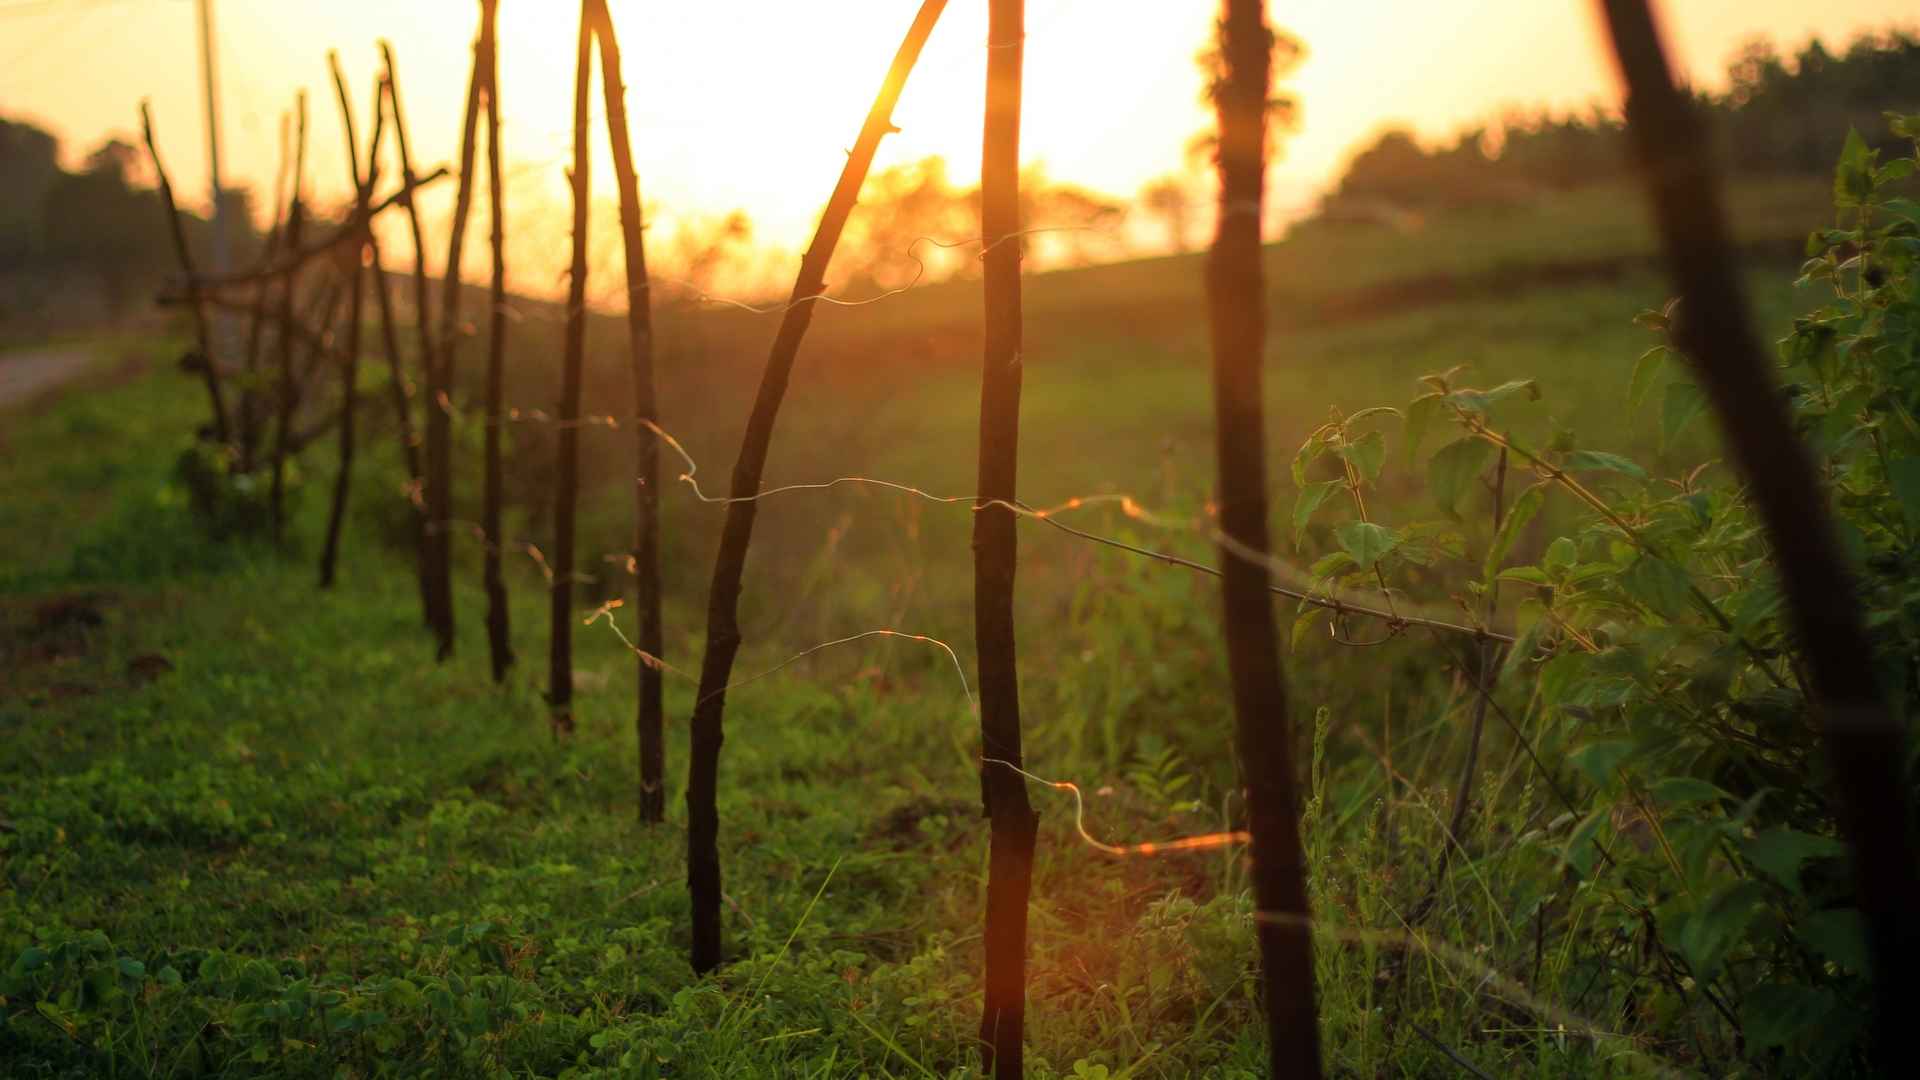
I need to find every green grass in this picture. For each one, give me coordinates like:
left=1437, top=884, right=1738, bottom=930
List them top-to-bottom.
left=0, top=183, right=1826, bottom=1077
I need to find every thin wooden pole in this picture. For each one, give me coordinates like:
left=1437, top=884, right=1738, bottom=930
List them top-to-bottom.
left=480, top=0, right=513, bottom=683
left=586, top=0, right=665, bottom=821
left=684, top=0, right=950, bottom=975
left=1597, top=0, right=1917, bottom=1057
left=975, top=1, right=1037, bottom=1075
left=549, top=2, right=593, bottom=737
left=1206, top=3, right=1322, bottom=1075
left=427, top=9, right=491, bottom=660
left=382, top=41, right=455, bottom=658
left=320, top=52, right=381, bottom=589
left=269, top=91, right=309, bottom=544
left=139, top=102, right=232, bottom=445
left=240, top=113, right=291, bottom=474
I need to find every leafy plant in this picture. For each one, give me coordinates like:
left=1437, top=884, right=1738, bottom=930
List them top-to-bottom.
left=1309, top=112, right=1920, bottom=1074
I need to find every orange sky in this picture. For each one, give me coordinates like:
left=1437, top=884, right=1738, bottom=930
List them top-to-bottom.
left=0, top=0, right=1913, bottom=296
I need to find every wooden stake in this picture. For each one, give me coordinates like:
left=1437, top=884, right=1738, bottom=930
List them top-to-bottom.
left=586, top=0, right=665, bottom=818
left=684, top=0, right=950, bottom=974
left=1205, top=3, right=1323, bottom=1075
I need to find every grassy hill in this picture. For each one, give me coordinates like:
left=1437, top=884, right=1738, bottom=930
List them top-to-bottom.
left=1, top=173, right=1839, bottom=1076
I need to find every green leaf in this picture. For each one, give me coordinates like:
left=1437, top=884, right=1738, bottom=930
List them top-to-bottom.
left=1835, top=126, right=1873, bottom=208
left=1883, top=196, right=1920, bottom=224
left=1629, top=346, right=1668, bottom=410
left=1482, top=379, right=1540, bottom=404
left=1662, top=381, right=1708, bottom=448
left=1403, top=392, right=1445, bottom=468
left=1291, top=430, right=1327, bottom=488
left=1337, top=430, right=1387, bottom=484
left=1428, top=437, right=1493, bottom=518
left=1562, top=450, right=1646, bottom=481
left=1887, top=456, right=1920, bottom=530
left=1291, top=479, right=1344, bottom=548
left=1484, top=483, right=1544, bottom=580
left=1333, top=521, right=1400, bottom=572
left=1543, top=536, right=1577, bottom=575
left=1308, top=550, right=1355, bottom=580
left=1619, top=556, right=1693, bottom=622
left=1498, top=566, right=1551, bottom=586
left=1290, top=606, right=1330, bottom=653
left=1570, top=739, right=1634, bottom=786
left=1649, top=776, right=1727, bottom=807
left=1563, top=806, right=1611, bottom=877
left=1744, top=828, right=1844, bottom=896
left=1674, top=880, right=1767, bottom=981
left=1799, top=908, right=1870, bottom=974
left=1743, top=984, right=1838, bottom=1053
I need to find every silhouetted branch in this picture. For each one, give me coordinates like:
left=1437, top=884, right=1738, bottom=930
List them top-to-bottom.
left=684, top=0, right=950, bottom=975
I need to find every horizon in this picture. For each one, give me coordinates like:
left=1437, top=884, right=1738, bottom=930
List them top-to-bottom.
left=1, top=0, right=1913, bottom=299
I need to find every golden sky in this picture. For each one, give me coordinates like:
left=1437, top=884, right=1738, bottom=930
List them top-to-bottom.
left=0, top=0, right=1913, bottom=294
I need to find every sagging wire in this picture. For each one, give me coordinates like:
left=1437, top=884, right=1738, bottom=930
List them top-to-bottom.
left=575, top=604, right=1246, bottom=859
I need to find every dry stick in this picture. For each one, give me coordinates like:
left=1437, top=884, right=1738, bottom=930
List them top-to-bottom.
left=480, top=0, right=513, bottom=683
left=587, top=0, right=665, bottom=819
left=684, top=0, right=950, bottom=975
left=1599, top=0, right=1916, bottom=1053
left=975, top=1, right=1037, bottom=1076
left=1206, top=3, right=1323, bottom=1077
left=549, top=5, right=593, bottom=737
left=430, top=13, right=491, bottom=662
left=383, top=41, right=455, bottom=658
left=320, top=53, right=382, bottom=589
left=270, top=92, right=310, bottom=544
left=139, top=102, right=231, bottom=444
left=241, top=113, right=292, bottom=474
left=186, top=168, right=452, bottom=293
left=370, top=235, right=434, bottom=628
left=271, top=280, right=342, bottom=545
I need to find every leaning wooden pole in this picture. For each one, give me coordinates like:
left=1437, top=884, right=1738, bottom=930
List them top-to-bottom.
left=480, top=0, right=513, bottom=684
left=586, top=0, right=666, bottom=821
left=684, top=0, right=950, bottom=974
left=1597, top=0, right=1917, bottom=1056
left=975, top=1, right=1038, bottom=1075
left=549, top=3, right=593, bottom=737
left=1206, top=3, right=1323, bottom=1076
left=426, top=11, right=491, bottom=660
left=382, top=42, right=455, bottom=658
left=320, top=52, right=380, bottom=588
left=269, top=91, right=309, bottom=544
left=139, top=103, right=231, bottom=445
left=241, top=114, right=292, bottom=474
left=369, top=235, right=434, bottom=626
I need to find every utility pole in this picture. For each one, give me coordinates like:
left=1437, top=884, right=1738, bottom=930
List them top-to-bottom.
left=196, top=0, right=229, bottom=275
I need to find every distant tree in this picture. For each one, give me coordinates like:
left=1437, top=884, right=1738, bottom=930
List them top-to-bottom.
left=0, top=117, right=61, bottom=260
left=40, top=136, right=169, bottom=312
left=1139, top=174, right=1194, bottom=253
left=668, top=210, right=753, bottom=300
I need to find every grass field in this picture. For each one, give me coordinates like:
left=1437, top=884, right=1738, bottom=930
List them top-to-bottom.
left=1, top=176, right=1833, bottom=1077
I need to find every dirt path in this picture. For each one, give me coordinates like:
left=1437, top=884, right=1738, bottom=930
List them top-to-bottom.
left=0, top=344, right=94, bottom=412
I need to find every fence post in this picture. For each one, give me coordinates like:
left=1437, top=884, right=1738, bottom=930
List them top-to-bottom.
left=480, top=0, right=513, bottom=683
left=586, top=0, right=666, bottom=820
left=683, top=0, right=951, bottom=974
left=1597, top=0, right=1917, bottom=1058
left=548, top=1, right=594, bottom=737
left=975, top=1, right=1039, bottom=1074
left=1205, top=3, right=1323, bottom=1076
left=382, top=43, right=456, bottom=658
left=319, top=52, right=380, bottom=589
left=139, top=104, right=232, bottom=446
